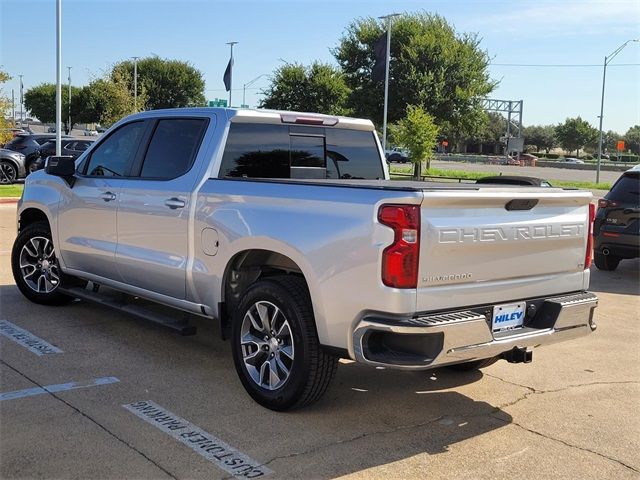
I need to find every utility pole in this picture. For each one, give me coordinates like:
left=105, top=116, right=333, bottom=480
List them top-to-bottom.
left=55, top=0, right=62, bottom=155
left=378, top=13, right=400, bottom=151
left=596, top=39, right=638, bottom=184
left=226, top=42, right=238, bottom=107
left=132, top=56, right=139, bottom=112
left=67, top=66, right=72, bottom=134
left=18, top=75, right=23, bottom=126
left=11, top=89, right=15, bottom=124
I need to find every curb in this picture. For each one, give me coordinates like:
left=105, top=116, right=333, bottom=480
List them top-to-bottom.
left=0, top=197, right=19, bottom=204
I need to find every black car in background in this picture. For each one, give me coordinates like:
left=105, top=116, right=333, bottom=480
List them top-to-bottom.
left=4, top=134, right=72, bottom=170
left=27, top=139, right=94, bottom=173
left=593, top=166, right=640, bottom=271
left=476, top=175, right=552, bottom=187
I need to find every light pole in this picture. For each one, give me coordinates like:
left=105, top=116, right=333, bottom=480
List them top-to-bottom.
left=55, top=0, right=62, bottom=155
left=378, top=13, right=400, bottom=152
left=596, top=39, right=639, bottom=183
left=225, top=42, right=238, bottom=107
left=132, top=56, right=139, bottom=112
left=67, top=66, right=71, bottom=134
left=18, top=74, right=23, bottom=126
left=243, top=74, right=267, bottom=108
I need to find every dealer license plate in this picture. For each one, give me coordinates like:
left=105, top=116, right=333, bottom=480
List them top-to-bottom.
left=492, top=302, right=525, bottom=332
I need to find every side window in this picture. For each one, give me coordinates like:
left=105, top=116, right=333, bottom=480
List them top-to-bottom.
left=139, top=118, right=207, bottom=179
left=85, top=122, right=146, bottom=177
left=219, top=123, right=290, bottom=178
left=325, top=129, right=384, bottom=180
left=290, top=135, right=326, bottom=179
left=63, top=141, right=76, bottom=150
left=75, top=142, right=90, bottom=152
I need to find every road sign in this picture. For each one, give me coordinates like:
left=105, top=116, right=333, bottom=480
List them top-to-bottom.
left=208, top=99, right=228, bottom=107
left=617, top=140, right=625, bottom=151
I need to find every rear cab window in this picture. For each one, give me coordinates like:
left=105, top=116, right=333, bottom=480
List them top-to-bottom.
left=218, top=123, right=384, bottom=180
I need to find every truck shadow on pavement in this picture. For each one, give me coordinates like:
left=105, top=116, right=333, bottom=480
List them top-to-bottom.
left=589, top=258, right=640, bottom=296
left=0, top=284, right=514, bottom=478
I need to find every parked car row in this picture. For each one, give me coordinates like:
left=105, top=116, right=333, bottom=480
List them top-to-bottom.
left=0, top=133, right=94, bottom=184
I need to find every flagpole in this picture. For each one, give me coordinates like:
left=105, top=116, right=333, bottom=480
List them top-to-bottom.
left=379, top=13, right=400, bottom=151
left=226, top=41, right=238, bottom=107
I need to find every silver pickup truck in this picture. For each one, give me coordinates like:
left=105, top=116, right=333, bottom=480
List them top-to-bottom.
left=11, top=108, right=598, bottom=410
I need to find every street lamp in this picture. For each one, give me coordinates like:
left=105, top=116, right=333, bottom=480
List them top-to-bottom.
left=596, top=39, right=639, bottom=183
left=132, top=56, right=140, bottom=112
left=67, top=66, right=71, bottom=134
left=243, top=74, right=268, bottom=108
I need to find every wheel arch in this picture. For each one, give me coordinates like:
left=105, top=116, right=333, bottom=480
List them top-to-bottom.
left=18, top=207, right=51, bottom=234
left=219, top=247, right=327, bottom=343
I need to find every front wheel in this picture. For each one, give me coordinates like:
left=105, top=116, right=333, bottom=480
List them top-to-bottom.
left=0, top=161, right=18, bottom=184
left=11, top=222, right=83, bottom=305
left=231, top=275, right=338, bottom=411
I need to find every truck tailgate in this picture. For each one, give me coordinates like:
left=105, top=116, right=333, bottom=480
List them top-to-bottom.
left=416, top=188, right=592, bottom=312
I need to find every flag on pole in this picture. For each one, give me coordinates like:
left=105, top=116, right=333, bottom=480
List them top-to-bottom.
left=372, top=31, right=388, bottom=82
left=223, top=58, right=233, bottom=92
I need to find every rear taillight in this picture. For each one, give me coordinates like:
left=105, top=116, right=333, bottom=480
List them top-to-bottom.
left=598, top=198, right=618, bottom=209
left=585, top=203, right=595, bottom=269
left=378, top=204, right=420, bottom=288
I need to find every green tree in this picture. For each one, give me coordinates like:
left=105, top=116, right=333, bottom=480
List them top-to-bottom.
left=334, top=13, right=496, bottom=140
left=111, top=56, right=205, bottom=110
left=260, top=62, right=351, bottom=115
left=0, top=70, right=13, bottom=145
left=73, top=71, right=142, bottom=126
left=23, top=83, right=82, bottom=132
left=389, top=105, right=439, bottom=178
left=555, top=117, right=598, bottom=156
left=523, top=125, right=556, bottom=153
left=624, top=125, right=640, bottom=154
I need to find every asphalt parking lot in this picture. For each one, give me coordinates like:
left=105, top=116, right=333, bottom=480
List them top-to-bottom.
left=1, top=203, right=638, bottom=479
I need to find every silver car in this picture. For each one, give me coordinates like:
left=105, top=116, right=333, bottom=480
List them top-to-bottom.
left=0, top=148, right=26, bottom=184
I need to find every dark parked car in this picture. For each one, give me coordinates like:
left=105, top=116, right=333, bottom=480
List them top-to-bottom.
left=4, top=134, right=71, bottom=161
left=27, top=139, right=94, bottom=173
left=593, top=167, right=640, bottom=271
left=476, top=175, right=552, bottom=187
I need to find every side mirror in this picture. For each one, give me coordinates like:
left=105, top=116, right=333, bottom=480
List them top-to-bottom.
left=45, top=156, right=75, bottom=177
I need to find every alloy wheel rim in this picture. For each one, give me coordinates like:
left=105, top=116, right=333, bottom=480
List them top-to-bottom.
left=0, top=163, right=16, bottom=184
left=19, top=236, right=61, bottom=293
left=240, top=300, right=295, bottom=390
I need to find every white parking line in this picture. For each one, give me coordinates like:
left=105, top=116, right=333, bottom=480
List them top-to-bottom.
left=0, top=320, right=63, bottom=355
left=0, top=377, right=120, bottom=401
left=123, top=400, right=272, bottom=478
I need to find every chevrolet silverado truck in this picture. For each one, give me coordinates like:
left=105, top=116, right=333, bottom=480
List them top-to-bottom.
left=11, top=108, right=598, bottom=410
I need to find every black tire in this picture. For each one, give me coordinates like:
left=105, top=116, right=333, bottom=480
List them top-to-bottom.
left=27, top=160, right=40, bottom=175
left=0, top=161, right=18, bottom=184
left=11, top=221, right=84, bottom=305
left=594, top=252, right=621, bottom=271
left=231, top=275, right=338, bottom=411
left=447, top=356, right=499, bottom=372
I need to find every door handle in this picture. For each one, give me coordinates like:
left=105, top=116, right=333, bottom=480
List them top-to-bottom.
left=100, top=191, right=116, bottom=202
left=165, top=197, right=186, bottom=209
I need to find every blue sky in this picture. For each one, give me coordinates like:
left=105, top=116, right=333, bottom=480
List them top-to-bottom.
left=1, top=0, right=639, bottom=133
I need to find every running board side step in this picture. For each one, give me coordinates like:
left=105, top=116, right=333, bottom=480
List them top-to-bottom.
left=59, top=285, right=197, bottom=336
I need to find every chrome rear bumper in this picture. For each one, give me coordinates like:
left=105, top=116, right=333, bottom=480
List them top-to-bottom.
left=353, top=292, right=598, bottom=370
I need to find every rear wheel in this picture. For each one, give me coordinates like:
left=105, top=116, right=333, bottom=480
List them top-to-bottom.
left=0, top=161, right=18, bottom=184
left=11, top=222, right=84, bottom=305
left=594, top=252, right=621, bottom=271
left=231, top=275, right=338, bottom=411
left=447, top=357, right=499, bottom=372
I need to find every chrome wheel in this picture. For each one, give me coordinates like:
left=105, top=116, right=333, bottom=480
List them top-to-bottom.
left=19, top=236, right=61, bottom=293
left=240, top=300, right=295, bottom=390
